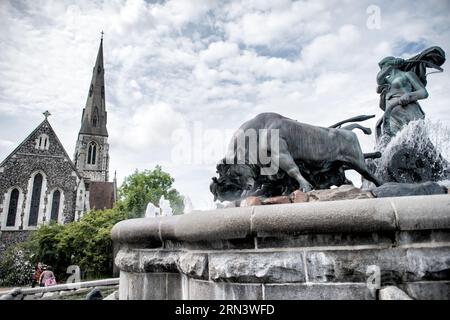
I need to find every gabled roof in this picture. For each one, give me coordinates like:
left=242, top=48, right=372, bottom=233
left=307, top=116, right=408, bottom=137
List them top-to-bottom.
left=0, top=118, right=82, bottom=179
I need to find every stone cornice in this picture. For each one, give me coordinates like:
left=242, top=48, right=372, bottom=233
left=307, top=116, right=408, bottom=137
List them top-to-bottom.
left=111, top=195, right=450, bottom=245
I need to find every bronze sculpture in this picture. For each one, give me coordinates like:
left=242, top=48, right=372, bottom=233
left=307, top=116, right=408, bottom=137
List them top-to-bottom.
left=372, top=46, right=448, bottom=183
left=375, top=46, right=445, bottom=141
left=210, top=113, right=380, bottom=202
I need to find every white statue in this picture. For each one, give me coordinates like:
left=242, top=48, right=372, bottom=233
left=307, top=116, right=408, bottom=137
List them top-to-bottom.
left=159, top=195, right=173, bottom=216
left=183, top=196, right=194, bottom=214
left=145, top=202, right=157, bottom=218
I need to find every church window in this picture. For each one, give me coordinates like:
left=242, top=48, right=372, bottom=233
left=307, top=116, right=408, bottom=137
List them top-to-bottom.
left=89, top=84, right=93, bottom=97
left=101, top=86, right=105, bottom=98
left=36, top=134, right=49, bottom=150
left=87, top=142, right=97, bottom=165
left=28, top=173, right=43, bottom=227
left=6, top=188, right=19, bottom=227
left=50, top=190, right=61, bottom=222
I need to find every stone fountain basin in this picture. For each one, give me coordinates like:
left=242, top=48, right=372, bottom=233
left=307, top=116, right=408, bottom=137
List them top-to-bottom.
left=112, top=194, right=450, bottom=300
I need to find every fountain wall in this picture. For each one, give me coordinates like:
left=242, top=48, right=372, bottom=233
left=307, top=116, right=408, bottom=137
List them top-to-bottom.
left=111, top=194, right=450, bottom=300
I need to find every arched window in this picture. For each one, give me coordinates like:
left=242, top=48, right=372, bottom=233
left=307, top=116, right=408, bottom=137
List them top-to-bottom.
left=89, top=84, right=93, bottom=97
left=92, top=107, right=99, bottom=127
left=35, top=134, right=49, bottom=150
left=87, top=142, right=97, bottom=165
left=28, top=173, right=43, bottom=226
left=6, top=189, right=19, bottom=227
left=50, top=190, right=61, bottom=222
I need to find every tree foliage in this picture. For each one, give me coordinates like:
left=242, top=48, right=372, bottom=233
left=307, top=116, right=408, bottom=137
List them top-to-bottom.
left=119, top=165, right=184, bottom=217
left=24, top=208, right=127, bottom=281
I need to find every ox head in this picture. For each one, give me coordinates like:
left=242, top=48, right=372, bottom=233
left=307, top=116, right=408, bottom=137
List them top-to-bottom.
left=210, top=158, right=259, bottom=202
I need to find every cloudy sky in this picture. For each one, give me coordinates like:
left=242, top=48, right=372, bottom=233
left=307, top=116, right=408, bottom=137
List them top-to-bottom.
left=0, top=0, right=449, bottom=209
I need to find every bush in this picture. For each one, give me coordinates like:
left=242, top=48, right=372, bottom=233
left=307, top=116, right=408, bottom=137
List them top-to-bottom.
left=24, top=207, right=127, bottom=282
left=0, top=244, right=34, bottom=287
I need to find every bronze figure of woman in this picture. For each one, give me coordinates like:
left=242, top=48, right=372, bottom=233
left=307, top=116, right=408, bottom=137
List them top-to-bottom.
left=375, top=46, right=445, bottom=142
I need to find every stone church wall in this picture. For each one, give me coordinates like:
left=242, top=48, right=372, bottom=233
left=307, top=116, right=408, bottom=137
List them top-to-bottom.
left=0, top=122, right=81, bottom=254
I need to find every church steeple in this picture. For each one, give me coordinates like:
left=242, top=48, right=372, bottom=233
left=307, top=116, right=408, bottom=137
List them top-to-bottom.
left=74, top=34, right=110, bottom=183
left=79, top=35, right=108, bottom=137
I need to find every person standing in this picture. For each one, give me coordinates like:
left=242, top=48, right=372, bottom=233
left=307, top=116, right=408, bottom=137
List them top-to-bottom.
left=39, top=266, right=57, bottom=287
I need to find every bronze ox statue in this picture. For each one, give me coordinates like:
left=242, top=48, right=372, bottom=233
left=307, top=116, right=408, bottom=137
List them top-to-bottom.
left=210, top=112, right=381, bottom=202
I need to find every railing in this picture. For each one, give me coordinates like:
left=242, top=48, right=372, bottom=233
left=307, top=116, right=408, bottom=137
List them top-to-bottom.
left=0, top=278, right=119, bottom=300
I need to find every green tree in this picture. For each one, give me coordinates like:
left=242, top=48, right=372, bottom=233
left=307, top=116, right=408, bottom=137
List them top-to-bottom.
left=119, top=165, right=184, bottom=217
left=24, top=207, right=127, bottom=281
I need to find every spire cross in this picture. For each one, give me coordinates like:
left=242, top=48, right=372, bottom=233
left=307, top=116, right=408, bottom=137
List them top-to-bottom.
left=101, top=30, right=104, bottom=40
left=43, top=110, right=51, bottom=119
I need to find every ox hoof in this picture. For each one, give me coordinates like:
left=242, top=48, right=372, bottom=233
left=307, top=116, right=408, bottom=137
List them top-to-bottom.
left=300, top=185, right=312, bottom=193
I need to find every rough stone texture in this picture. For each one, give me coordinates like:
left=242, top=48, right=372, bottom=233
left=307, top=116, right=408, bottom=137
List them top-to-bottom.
left=372, top=182, right=447, bottom=198
left=307, top=185, right=373, bottom=202
left=290, top=190, right=309, bottom=203
left=240, top=196, right=262, bottom=207
left=262, top=196, right=291, bottom=205
left=0, top=231, right=31, bottom=259
left=305, top=247, right=450, bottom=283
left=406, top=248, right=450, bottom=281
left=114, top=249, right=140, bottom=272
left=116, top=249, right=209, bottom=279
left=140, top=250, right=179, bottom=273
left=177, top=252, right=208, bottom=279
left=209, top=252, right=305, bottom=283
left=404, top=281, right=450, bottom=300
left=264, top=283, right=374, bottom=300
left=379, top=286, right=412, bottom=300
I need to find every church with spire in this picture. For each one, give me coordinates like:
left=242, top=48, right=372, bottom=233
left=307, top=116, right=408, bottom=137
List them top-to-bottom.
left=74, top=34, right=110, bottom=182
left=0, top=35, right=116, bottom=252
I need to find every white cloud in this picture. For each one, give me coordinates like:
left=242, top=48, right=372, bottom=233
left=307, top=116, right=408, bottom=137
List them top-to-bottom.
left=0, top=0, right=449, bottom=209
left=200, top=41, right=240, bottom=64
left=111, top=102, right=187, bottom=150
